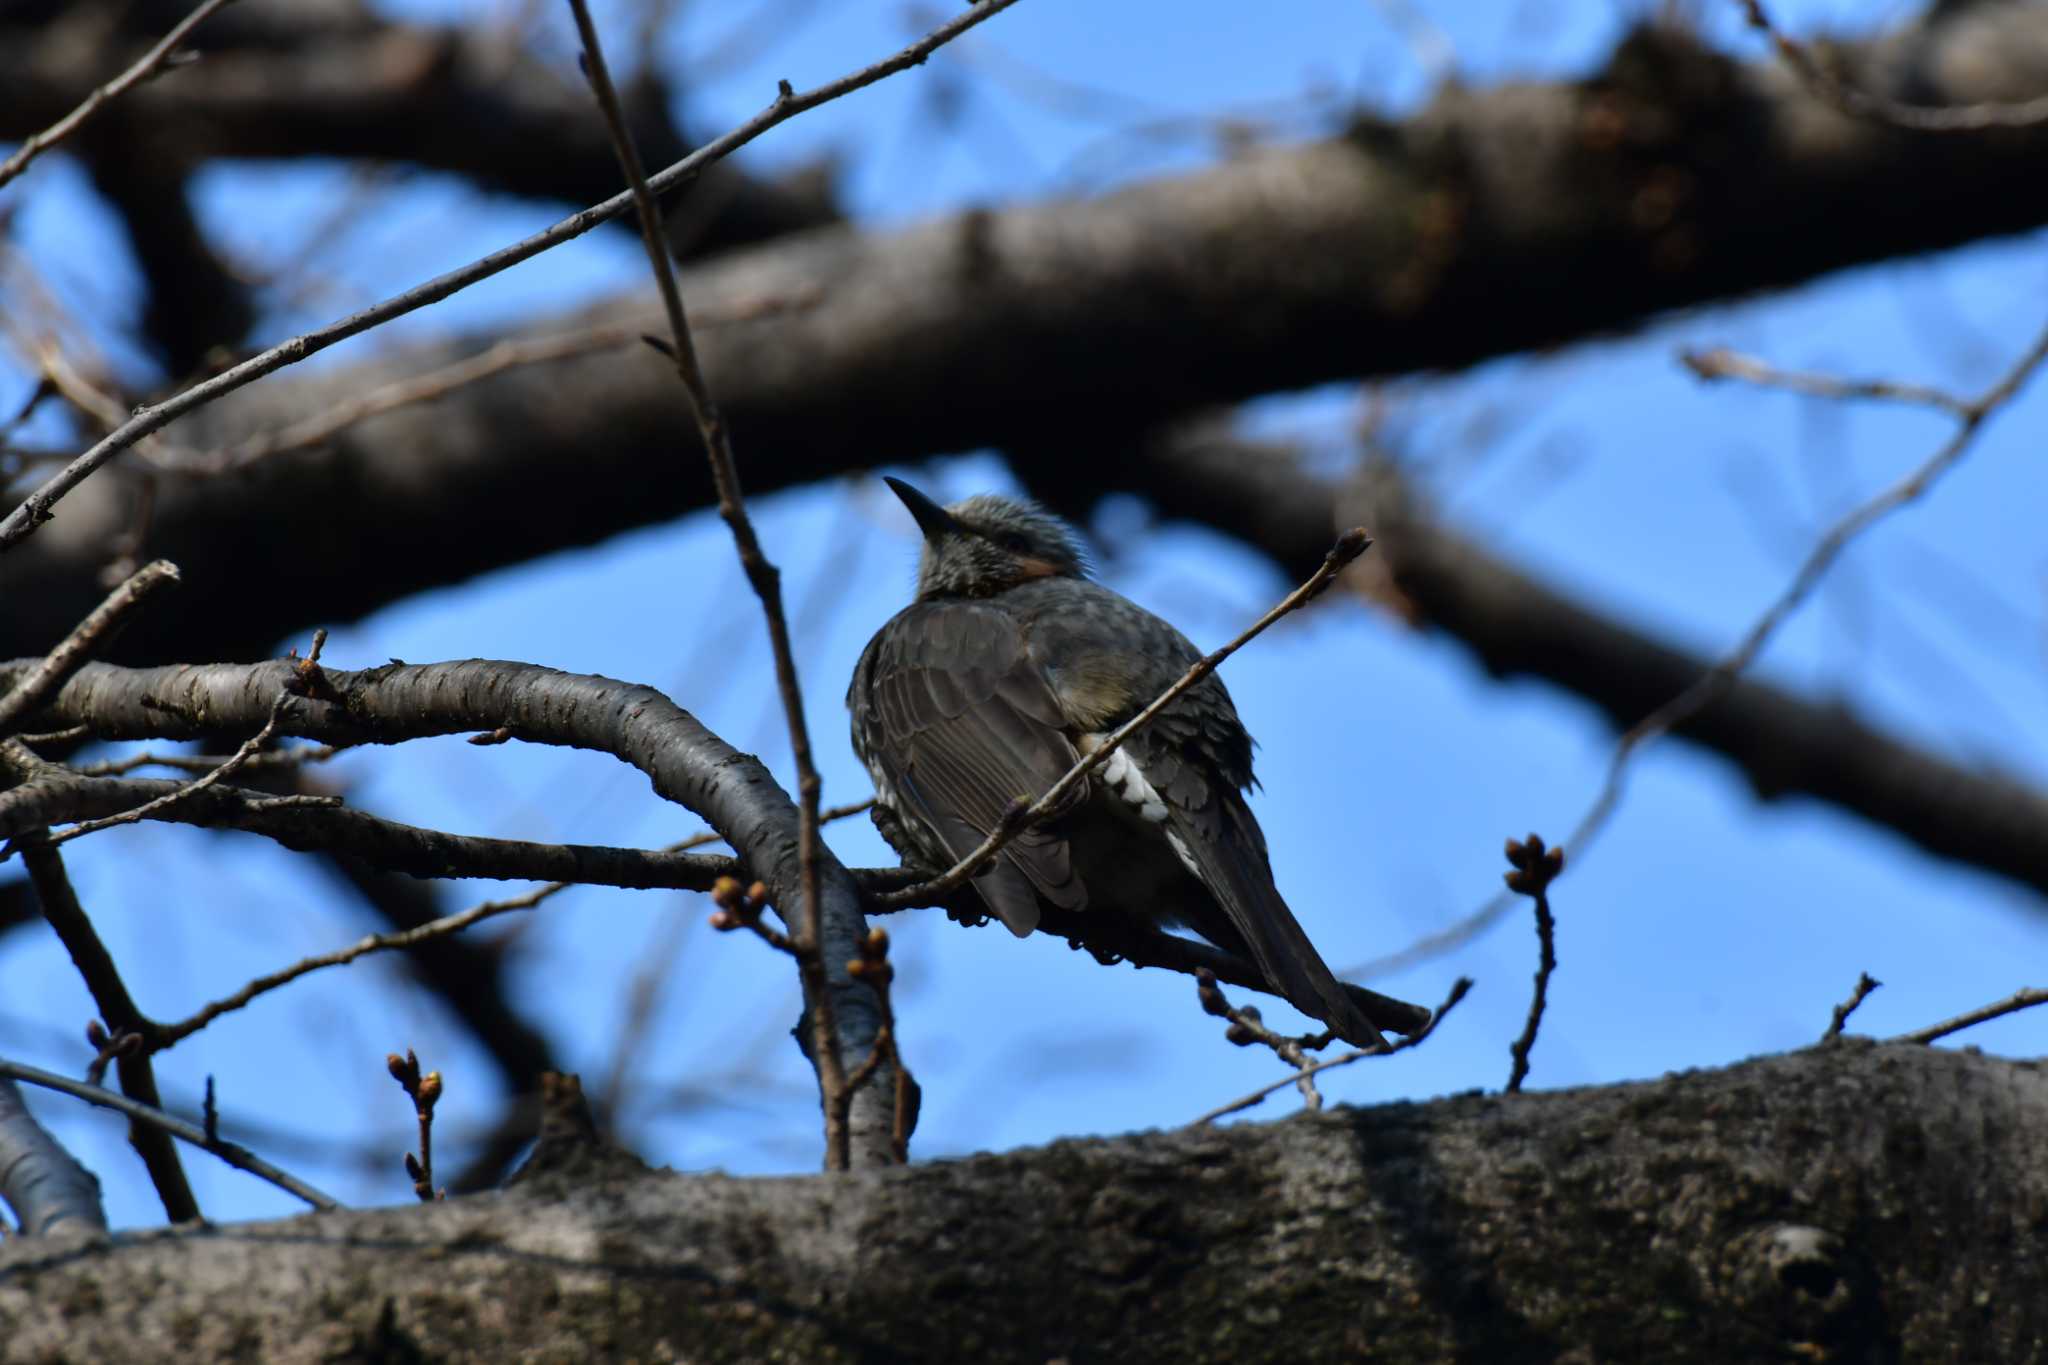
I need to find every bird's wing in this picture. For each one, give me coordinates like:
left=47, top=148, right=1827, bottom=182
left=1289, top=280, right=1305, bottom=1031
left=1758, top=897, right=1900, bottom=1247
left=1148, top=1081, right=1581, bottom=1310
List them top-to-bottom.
left=856, top=599, right=1089, bottom=934
left=1126, top=720, right=1387, bottom=1049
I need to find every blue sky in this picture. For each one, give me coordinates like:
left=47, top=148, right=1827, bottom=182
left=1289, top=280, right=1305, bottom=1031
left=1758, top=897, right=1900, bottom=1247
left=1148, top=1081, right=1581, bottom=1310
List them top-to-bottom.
left=4, top=0, right=2045, bottom=1228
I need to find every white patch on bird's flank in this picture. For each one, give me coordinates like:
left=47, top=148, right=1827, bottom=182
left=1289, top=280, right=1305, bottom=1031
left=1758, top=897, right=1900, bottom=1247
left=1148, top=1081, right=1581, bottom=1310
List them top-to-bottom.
left=1079, top=733, right=1169, bottom=825
left=1163, top=829, right=1204, bottom=880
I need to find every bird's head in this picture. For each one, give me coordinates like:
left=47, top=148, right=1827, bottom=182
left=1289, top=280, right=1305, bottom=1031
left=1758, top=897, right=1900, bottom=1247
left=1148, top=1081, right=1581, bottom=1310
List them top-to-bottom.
left=885, top=477, right=1088, bottom=599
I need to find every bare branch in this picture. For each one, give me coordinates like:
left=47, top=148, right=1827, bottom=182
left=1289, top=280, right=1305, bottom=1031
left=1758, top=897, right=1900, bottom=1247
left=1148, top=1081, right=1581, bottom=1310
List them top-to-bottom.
left=0, top=0, right=236, bottom=191
left=1680, top=347, right=1972, bottom=419
left=877, top=529, right=1372, bottom=909
left=0, top=560, right=179, bottom=737
left=0, top=756, right=742, bottom=892
left=1889, top=987, right=2048, bottom=1046
left=0, top=1058, right=337, bottom=1212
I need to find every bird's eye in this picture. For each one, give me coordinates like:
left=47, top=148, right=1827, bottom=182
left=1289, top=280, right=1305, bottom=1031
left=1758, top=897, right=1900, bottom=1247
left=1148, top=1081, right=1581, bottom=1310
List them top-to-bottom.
left=997, top=532, right=1031, bottom=553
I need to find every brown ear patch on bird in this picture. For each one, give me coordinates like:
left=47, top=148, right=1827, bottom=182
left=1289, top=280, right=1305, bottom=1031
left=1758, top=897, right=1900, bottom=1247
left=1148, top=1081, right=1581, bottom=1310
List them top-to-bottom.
left=1014, top=555, right=1064, bottom=580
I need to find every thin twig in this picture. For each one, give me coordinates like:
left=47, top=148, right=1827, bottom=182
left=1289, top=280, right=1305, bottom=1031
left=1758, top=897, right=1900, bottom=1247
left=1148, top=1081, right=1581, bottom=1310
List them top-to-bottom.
left=0, top=0, right=237, bottom=191
left=0, top=0, right=1025, bottom=551
left=568, top=0, right=857, bottom=1168
left=1735, top=0, right=2048, bottom=132
left=1554, top=319, right=2048, bottom=887
left=1680, top=348, right=1971, bottom=419
left=879, top=529, right=1373, bottom=909
left=0, top=560, right=180, bottom=736
left=42, top=693, right=291, bottom=850
left=1502, top=834, right=1562, bottom=1094
left=156, top=882, right=557, bottom=1049
left=1821, top=972, right=1881, bottom=1043
left=1191, top=977, right=1471, bottom=1126
left=1888, top=987, right=2048, bottom=1046
left=0, top=1057, right=338, bottom=1211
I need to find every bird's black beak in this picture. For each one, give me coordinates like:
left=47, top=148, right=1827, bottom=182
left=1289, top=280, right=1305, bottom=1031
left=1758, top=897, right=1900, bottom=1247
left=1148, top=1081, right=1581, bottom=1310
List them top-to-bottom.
left=883, top=476, right=959, bottom=542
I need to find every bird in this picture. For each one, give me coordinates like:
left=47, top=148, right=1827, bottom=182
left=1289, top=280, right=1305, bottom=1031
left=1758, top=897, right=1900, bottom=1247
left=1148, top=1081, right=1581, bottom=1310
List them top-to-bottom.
left=847, top=477, right=1386, bottom=1049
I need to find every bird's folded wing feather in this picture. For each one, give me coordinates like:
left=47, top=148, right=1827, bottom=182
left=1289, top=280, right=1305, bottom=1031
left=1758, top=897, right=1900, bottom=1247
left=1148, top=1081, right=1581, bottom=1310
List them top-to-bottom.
left=860, top=600, right=1089, bottom=931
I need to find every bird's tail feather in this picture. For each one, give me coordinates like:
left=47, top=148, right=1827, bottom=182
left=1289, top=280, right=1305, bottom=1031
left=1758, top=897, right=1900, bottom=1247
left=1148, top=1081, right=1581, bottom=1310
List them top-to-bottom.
left=1167, top=803, right=1387, bottom=1050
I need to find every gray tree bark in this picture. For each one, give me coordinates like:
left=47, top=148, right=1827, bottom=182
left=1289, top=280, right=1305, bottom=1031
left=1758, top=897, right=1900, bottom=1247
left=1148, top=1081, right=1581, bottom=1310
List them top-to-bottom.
left=0, top=1042, right=2037, bottom=1363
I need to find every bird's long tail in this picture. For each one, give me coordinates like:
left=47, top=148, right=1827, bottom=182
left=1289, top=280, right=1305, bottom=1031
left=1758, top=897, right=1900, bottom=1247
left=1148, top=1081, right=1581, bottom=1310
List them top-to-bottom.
left=1166, top=799, right=1387, bottom=1050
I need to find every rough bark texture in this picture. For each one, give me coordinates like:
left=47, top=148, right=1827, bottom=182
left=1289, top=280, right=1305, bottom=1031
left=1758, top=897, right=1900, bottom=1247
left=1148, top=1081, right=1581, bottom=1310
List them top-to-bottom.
left=9, top=6, right=2048, bottom=667
left=0, top=1042, right=2040, bottom=1362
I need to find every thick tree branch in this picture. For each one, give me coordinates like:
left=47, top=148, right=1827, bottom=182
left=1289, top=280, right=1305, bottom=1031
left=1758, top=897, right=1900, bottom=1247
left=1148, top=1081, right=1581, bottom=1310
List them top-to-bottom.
left=12, top=5, right=2048, bottom=665
left=0, top=1043, right=2038, bottom=1362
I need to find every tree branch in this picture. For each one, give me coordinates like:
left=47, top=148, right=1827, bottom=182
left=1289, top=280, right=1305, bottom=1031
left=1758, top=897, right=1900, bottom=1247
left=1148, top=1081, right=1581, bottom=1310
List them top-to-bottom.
left=14, top=6, right=2048, bottom=666
left=0, top=1076, right=106, bottom=1238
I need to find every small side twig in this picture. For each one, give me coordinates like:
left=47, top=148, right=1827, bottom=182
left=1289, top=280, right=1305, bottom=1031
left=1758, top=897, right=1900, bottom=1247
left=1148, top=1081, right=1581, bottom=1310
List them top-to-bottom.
left=0, top=0, right=237, bottom=191
left=1680, top=348, right=1970, bottom=418
left=879, top=529, right=1373, bottom=909
left=1503, top=834, right=1563, bottom=1094
left=1195, top=969, right=1338, bottom=1111
left=1821, top=972, right=1882, bottom=1043
left=1192, top=976, right=1472, bottom=1126
left=1888, top=987, right=2048, bottom=1046
left=386, top=1049, right=445, bottom=1202
left=0, top=1057, right=338, bottom=1211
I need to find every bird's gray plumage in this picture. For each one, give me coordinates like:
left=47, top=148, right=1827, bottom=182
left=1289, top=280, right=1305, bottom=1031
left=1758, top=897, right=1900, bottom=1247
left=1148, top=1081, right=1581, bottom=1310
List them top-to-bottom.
left=848, top=478, right=1383, bottom=1047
